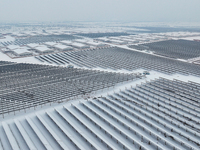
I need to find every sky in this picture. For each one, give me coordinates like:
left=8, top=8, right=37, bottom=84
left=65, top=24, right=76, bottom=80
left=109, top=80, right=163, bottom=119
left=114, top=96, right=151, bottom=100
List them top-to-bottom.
left=0, top=0, right=200, bottom=23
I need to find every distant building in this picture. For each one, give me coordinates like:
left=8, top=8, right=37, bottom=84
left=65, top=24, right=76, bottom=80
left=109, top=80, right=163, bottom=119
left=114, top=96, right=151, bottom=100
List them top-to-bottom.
left=75, top=39, right=88, bottom=44
left=109, top=39, right=128, bottom=45
left=60, top=40, right=72, bottom=45
left=86, top=41, right=106, bottom=47
left=45, top=42, right=57, bottom=47
left=70, top=42, right=90, bottom=49
left=27, top=43, right=40, bottom=48
left=54, top=44, right=73, bottom=51
left=6, top=45, right=32, bottom=56
left=7, top=45, right=21, bottom=50
left=35, top=45, right=54, bottom=54
left=12, top=48, right=32, bottom=57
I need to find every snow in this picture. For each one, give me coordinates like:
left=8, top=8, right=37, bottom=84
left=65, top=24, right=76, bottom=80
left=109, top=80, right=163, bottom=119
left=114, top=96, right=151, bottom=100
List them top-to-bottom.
left=1, top=24, right=200, bottom=150
left=0, top=36, right=15, bottom=43
left=97, top=37, right=110, bottom=41
left=120, top=38, right=136, bottom=42
left=75, top=39, right=88, bottom=43
left=109, top=39, right=127, bottom=44
left=60, top=40, right=72, bottom=45
left=86, top=41, right=105, bottom=46
left=45, top=42, right=57, bottom=46
left=71, top=42, right=89, bottom=48
left=72, top=42, right=85, bottom=47
left=27, top=43, right=40, bottom=48
left=54, top=44, right=72, bottom=50
left=7, top=45, right=20, bottom=50
left=35, top=45, right=52, bottom=52
left=13, top=48, right=31, bottom=55
left=0, top=52, right=48, bottom=65
left=0, top=63, right=197, bottom=119
left=0, top=68, right=199, bottom=149
left=91, top=70, right=200, bottom=99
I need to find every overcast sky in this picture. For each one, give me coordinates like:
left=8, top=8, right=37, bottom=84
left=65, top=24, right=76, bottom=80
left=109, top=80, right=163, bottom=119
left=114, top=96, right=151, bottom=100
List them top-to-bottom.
left=0, top=0, right=200, bottom=22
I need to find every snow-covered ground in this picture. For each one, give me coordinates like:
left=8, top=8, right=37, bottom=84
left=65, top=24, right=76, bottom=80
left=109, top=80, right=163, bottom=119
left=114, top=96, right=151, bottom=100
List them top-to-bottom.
left=1, top=24, right=200, bottom=150
left=0, top=36, right=15, bottom=42
left=0, top=71, right=200, bottom=150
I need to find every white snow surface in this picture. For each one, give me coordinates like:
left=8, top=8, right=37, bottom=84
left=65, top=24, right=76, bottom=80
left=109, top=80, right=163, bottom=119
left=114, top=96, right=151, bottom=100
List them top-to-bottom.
left=0, top=36, right=15, bottom=42
left=27, top=43, right=40, bottom=48
left=54, top=44, right=72, bottom=50
left=7, top=45, right=20, bottom=50
left=35, top=45, right=51, bottom=52
left=13, top=48, right=31, bottom=55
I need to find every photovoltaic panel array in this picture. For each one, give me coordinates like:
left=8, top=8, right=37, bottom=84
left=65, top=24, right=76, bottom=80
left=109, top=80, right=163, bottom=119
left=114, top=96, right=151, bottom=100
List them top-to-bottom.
left=38, top=47, right=200, bottom=76
left=0, top=62, right=141, bottom=115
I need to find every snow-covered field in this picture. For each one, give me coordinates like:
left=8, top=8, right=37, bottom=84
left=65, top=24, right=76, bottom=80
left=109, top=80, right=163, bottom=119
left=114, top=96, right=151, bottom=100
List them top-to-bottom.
left=0, top=24, right=200, bottom=150
left=1, top=72, right=200, bottom=150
